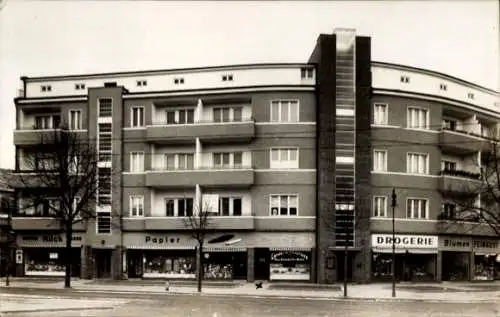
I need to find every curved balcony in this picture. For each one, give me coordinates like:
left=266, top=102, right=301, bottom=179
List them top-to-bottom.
left=439, top=128, right=495, bottom=154
left=438, top=169, right=481, bottom=195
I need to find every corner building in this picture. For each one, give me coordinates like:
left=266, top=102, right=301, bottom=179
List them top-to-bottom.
left=11, top=29, right=500, bottom=282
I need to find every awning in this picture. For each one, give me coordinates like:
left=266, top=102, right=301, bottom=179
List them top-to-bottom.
left=126, top=245, right=195, bottom=250
left=204, top=247, right=246, bottom=252
left=269, top=247, right=312, bottom=252
left=372, top=248, right=438, bottom=254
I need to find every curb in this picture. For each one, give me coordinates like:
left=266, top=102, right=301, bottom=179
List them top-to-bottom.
left=2, top=286, right=498, bottom=303
left=1, top=306, right=113, bottom=314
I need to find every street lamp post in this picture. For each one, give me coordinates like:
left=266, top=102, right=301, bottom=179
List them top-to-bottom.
left=391, top=188, right=397, bottom=298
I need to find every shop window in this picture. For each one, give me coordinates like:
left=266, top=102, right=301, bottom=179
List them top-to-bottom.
left=269, top=251, right=311, bottom=281
left=143, top=252, right=196, bottom=279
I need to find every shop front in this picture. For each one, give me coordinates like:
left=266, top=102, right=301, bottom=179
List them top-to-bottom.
left=16, top=232, right=83, bottom=277
left=123, top=233, right=248, bottom=280
left=371, top=234, right=438, bottom=282
left=439, top=236, right=471, bottom=281
left=471, top=238, right=500, bottom=281
left=269, top=249, right=311, bottom=281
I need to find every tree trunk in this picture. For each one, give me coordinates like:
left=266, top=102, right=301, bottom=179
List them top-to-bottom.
left=64, top=224, right=72, bottom=288
left=197, top=243, right=203, bottom=293
left=343, top=244, right=348, bottom=297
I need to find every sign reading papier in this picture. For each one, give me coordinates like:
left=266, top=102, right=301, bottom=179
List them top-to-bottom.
left=371, top=234, right=438, bottom=249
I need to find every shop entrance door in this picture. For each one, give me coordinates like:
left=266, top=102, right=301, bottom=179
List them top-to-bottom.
left=254, top=248, right=270, bottom=280
left=94, top=249, right=112, bottom=279
left=127, top=250, right=143, bottom=278
left=336, top=251, right=354, bottom=282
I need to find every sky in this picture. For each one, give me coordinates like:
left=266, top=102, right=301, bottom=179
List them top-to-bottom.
left=0, top=0, right=498, bottom=169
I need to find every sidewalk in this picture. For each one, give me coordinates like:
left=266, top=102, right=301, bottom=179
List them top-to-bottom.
left=1, top=278, right=500, bottom=303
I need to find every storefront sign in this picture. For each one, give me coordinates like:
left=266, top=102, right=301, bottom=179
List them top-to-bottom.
left=19, top=234, right=83, bottom=247
left=371, top=234, right=438, bottom=249
left=145, top=236, right=181, bottom=244
left=472, top=240, right=498, bottom=249
left=271, top=252, right=309, bottom=262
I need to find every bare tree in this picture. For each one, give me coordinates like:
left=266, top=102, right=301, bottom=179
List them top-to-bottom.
left=15, top=126, right=99, bottom=288
left=443, top=142, right=500, bottom=237
left=1, top=196, right=15, bottom=286
left=183, top=199, right=214, bottom=292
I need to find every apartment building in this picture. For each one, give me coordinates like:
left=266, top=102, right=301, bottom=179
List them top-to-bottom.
left=10, top=29, right=500, bottom=283
left=0, top=169, right=15, bottom=277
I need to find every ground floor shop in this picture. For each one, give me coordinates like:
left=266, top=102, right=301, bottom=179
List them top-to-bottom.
left=13, top=232, right=84, bottom=277
left=122, top=232, right=314, bottom=282
left=370, top=234, right=500, bottom=282
left=371, top=234, right=439, bottom=282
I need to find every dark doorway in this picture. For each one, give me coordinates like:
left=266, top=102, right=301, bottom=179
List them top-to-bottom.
left=254, top=248, right=270, bottom=280
left=94, top=249, right=112, bottom=279
left=127, top=250, right=143, bottom=278
left=336, top=251, right=354, bottom=282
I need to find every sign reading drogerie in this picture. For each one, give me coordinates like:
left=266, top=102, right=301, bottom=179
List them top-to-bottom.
left=371, top=234, right=438, bottom=249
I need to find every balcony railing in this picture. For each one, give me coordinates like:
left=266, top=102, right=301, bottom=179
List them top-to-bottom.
left=151, top=116, right=254, bottom=126
left=441, top=127, right=498, bottom=142
left=150, top=165, right=253, bottom=172
left=440, top=169, right=481, bottom=180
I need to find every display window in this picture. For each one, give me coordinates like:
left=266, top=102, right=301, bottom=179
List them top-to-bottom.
left=24, top=248, right=80, bottom=277
left=143, top=251, right=196, bottom=279
left=269, top=251, right=311, bottom=281
left=474, top=254, right=496, bottom=281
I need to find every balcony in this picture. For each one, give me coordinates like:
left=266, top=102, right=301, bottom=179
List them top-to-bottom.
left=146, top=118, right=255, bottom=144
left=439, top=128, right=494, bottom=154
left=14, top=129, right=87, bottom=146
left=146, top=166, right=254, bottom=188
left=438, top=169, right=481, bottom=195
left=123, top=216, right=255, bottom=231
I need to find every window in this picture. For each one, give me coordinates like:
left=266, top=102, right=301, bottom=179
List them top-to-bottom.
left=300, top=68, right=314, bottom=79
left=222, top=74, right=234, bottom=81
left=400, top=76, right=410, bottom=83
left=174, top=77, right=185, bottom=84
left=137, top=80, right=147, bottom=87
left=75, top=83, right=86, bottom=90
left=440, top=83, right=447, bottom=91
left=41, top=85, right=52, bottom=92
left=467, top=92, right=474, bottom=100
left=99, top=98, right=112, bottom=117
left=270, top=100, right=299, bottom=123
left=373, top=103, right=388, bottom=125
left=131, top=107, right=145, bottom=127
left=213, top=107, right=242, bottom=123
left=407, top=107, right=428, bottom=129
left=165, top=109, right=194, bottom=124
left=69, top=110, right=82, bottom=130
left=34, top=115, right=60, bottom=129
left=442, top=119, right=456, bottom=131
left=98, top=123, right=112, bottom=161
left=270, top=148, right=299, bottom=169
left=373, top=150, right=387, bottom=172
left=130, top=152, right=144, bottom=172
left=213, top=152, right=243, bottom=168
left=407, top=153, right=429, bottom=174
left=177, top=154, right=194, bottom=170
left=441, top=160, right=457, bottom=171
left=97, top=167, right=112, bottom=205
left=270, top=195, right=298, bottom=216
left=130, top=196, right=144, bottom=217
left=373, top=196, right=387, bottom=217
left=218, top=197, right=242, bottom=216
left=165, top=198, right=193, bottom=217
left=406, top=198, right=428, bottom=219
left=442, top=203, right=456, bottom=219
left=96, top=211, right=111, bottom=234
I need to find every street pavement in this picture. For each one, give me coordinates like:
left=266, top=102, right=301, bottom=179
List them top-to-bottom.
left=0, top=289, right=499, bottom=317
